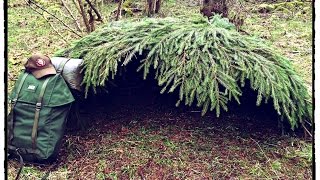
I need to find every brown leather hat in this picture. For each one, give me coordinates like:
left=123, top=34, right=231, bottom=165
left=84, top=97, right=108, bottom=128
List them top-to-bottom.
left=25, top=54, right=57, bottom=79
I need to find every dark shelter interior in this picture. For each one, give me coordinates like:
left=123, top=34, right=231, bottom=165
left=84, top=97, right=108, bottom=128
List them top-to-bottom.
left=67, top=54, right=302, bottom=135
left=68, top=58, right=302, bottom=136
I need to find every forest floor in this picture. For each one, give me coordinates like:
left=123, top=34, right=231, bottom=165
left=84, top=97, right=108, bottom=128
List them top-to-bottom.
left=7, top=0, right=313, bottom=179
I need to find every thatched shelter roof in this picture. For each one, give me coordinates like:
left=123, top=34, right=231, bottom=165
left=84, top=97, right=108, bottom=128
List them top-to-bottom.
left=55, top=15, right=312, bottom=129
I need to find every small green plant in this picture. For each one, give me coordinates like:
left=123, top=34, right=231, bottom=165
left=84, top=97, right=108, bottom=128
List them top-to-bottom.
left=297, top=143, right=312, bottom=163
left=271, top=160, right=282, bottom=171
left=106, top=172, right=118, bottom=180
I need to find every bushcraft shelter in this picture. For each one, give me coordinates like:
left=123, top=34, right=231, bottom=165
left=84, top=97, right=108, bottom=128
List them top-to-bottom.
left=54, top=15, right=312, bottom=131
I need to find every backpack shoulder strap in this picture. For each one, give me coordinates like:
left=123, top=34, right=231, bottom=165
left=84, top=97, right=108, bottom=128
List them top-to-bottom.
left=56, top=58, right=71, bottom=74
left=8, top=72, right=29, bottom=144
left=11, top=72, right=29, bottom=104
left=31, top=76, right=51, bottom=149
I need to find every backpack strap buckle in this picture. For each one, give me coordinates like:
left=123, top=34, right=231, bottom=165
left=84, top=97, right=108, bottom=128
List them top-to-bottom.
left=11, top=99, right=17, bottom=105
left=35, top=103, right=42, bottom=110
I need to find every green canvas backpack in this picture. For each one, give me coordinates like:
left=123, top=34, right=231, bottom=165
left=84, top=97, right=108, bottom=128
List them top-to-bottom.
left=8, top=59, right=75, bottom=164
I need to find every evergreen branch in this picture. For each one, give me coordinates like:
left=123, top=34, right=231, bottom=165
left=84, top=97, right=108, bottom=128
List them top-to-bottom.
left=54, top=15, right=312, bottom=130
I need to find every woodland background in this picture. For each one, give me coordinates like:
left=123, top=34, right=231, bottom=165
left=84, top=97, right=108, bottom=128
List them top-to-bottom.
left=7, top=0, right=312, bottom=179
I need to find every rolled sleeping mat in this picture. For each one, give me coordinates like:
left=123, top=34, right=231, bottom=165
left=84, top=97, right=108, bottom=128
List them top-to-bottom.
left=51, top=57, right=84, bottom=92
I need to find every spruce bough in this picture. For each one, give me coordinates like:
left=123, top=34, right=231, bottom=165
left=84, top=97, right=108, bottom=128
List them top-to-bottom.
left=55, top=15, right=312, bottom=129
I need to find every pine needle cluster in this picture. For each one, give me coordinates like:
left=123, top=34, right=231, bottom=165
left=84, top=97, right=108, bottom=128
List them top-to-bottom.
left=55, top=15, right=312, bottom=129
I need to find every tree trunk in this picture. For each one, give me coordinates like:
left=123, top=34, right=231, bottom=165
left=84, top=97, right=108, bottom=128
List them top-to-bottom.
left=85, top=0, right=103, bottom=22
left=115, top=0, right=123, bottom=21
left=146, top=0, right=161, bottom=16
left=155, top=0, right=161, bottom=13
left=200, top=0, right=228, bottom=18
left=88, top=7, right=95, bottom=31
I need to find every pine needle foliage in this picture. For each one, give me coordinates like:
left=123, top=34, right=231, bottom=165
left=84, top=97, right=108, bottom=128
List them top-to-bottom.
left=55, top=15, right=312, bottom=129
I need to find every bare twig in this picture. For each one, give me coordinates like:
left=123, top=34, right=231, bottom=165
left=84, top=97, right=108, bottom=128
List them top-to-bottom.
left=26, top=0, right=82, bottom=37
left=60, top=0, right=82, bottom=32
left=72, top=0, right=82, bottom=14
left=77, top=0, right=91, bottom=33
left=84, top=0, right=103, bottom=22
left=26, top=3, right=68, bottom=43
left=43, top=16, right=68, bottom=43
left=304, top=119, right=312, bottom=126
left=301, top=123, right=312, bottom=138
left=250, top=137, right=280, bottom=178
left=250, top=138, right=270, bottom=162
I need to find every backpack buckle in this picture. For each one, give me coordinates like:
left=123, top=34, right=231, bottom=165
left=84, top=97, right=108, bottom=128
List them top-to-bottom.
left=10, top=99, right=17, bottom=107
left=11, top=99, right=17, bottom=104
left=36, top=103, right=42, bottom=110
